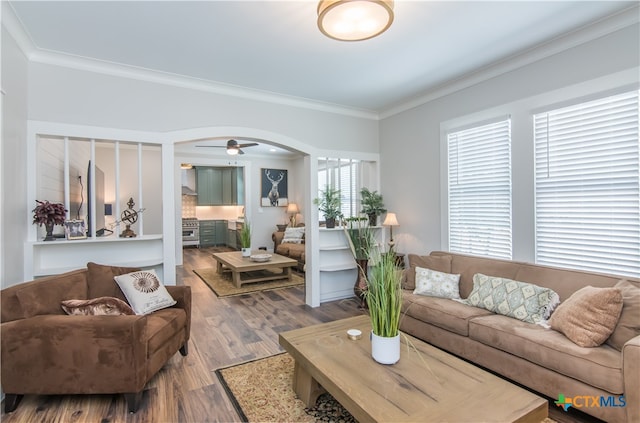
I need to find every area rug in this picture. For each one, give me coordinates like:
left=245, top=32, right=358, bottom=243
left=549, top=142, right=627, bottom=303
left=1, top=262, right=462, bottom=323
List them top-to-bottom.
left=193, top=268, right=304, bottom=298
left=216, top=353, right=355, bottom=423
left=216, top=353, right=559, bottom=423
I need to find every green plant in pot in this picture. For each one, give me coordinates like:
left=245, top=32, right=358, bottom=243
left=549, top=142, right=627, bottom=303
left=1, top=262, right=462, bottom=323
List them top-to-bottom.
left=314, top=187, right=343, bottom=228
left=360, top=188, right=386, bottom=226
left=32, top=200, right=67, bottom=241
left=343, top=216, right=378, bottom=308
left=240, top=220, right=252, bottom=257
left=364, top=251, right=403, bottom=364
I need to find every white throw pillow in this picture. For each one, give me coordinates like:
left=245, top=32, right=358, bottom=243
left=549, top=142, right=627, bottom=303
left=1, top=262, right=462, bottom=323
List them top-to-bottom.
left=282, top=227, right=305, bottom=244
left=413, top=266, right=461, bottom=299
left=114, top=269, right=176, bottom=315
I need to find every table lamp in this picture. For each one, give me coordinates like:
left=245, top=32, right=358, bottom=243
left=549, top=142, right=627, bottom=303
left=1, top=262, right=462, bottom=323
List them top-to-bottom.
left=287, top=203, right=299, bottom=227
left=382, top=212, right=399, bottom=249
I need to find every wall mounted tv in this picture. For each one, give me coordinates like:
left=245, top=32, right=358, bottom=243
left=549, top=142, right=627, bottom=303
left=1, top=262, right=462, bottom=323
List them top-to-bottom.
left=87, top=160, right=106, bottom=237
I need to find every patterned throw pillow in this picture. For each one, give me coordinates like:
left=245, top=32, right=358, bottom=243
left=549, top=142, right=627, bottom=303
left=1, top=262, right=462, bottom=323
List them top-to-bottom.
left=282, top=227, right=305, bottom=244
left=413, top=266, right=461, bottom=299
left=114, top=269, right=176, bottom=315
left=460, top=273, right=560, bottom=325
left=61, top=296, right=134, bottom=316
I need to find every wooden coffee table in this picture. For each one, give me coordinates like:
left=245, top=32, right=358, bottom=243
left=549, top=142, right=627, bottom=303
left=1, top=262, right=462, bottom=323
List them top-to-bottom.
left=212, top=251, right=298, bottom=288
left=279, top=315, right=547, bottom=423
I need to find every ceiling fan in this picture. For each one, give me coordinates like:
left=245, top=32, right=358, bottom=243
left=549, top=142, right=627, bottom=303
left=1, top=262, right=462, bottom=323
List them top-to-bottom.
left=196, top=139, right=259, bottom=155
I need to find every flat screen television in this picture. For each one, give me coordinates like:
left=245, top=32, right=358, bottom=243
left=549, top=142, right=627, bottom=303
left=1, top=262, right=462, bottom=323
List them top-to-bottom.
left=87, top=160, right=106, bottom=237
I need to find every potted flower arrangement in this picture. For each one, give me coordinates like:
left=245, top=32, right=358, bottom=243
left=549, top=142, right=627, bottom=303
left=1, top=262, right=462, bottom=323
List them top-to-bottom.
left=314, top=187, right=343, bottom=228
left=360, top=188, right=386, bottom=226
left=32, top=200, right=67, bottom=241
left=344, top=216, right=378, bottom=308
left=239, top=220, right=252, bottom=257
left=364, top=251, right=403, bottom=364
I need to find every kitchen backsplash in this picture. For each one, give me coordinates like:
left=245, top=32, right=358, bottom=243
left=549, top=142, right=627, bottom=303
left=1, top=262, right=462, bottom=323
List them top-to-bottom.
left=182, top=195, right=197, bottom=218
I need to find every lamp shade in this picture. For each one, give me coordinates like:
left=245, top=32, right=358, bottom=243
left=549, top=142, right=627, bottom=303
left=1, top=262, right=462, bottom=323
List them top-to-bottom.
left=317, top=0, right=394, bottom=41
left=287, top=203, right=299, bottom=214
left=382, top=212, right=398, bottom=226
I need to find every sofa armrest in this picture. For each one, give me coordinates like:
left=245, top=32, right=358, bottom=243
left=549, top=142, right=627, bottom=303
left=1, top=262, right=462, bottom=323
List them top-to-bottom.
left=166, top=285, right=191, bottom=340
left=1, top=314, right=148, bottom=395
left=623, top=335, right=640, bottom=422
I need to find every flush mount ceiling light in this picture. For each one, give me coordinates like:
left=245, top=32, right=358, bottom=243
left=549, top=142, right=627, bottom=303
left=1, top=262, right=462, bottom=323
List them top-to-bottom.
left=317, top=0, right=394, bottom=41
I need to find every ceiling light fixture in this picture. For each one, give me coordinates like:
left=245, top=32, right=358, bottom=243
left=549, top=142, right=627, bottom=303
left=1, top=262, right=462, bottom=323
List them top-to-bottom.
left=317, top=0, right=394, bottom=41
left=227, top=147, right=239, bottom=156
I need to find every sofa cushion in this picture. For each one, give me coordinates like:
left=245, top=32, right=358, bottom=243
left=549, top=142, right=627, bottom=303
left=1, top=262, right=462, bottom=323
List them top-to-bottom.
left=276, top=243, right=305, bottom=260
left=404, top=254, right=452, bottom=290
left=448, top=254, right=522, bottom=298
left=87, top=262, right=141, bottom=301
left=413, top=266, right=461, bottom=299
left=16, top=270, right=88, bottom=318
left=114, top=270, right=176, bottom=315
left=461, top=274, right=559, bottom=325
left=607, top=279, right=640, bottom=351
left=549, top=286, right=623, bottom=348
left=402, top=291, right=493, bottom=336
left=61, top=296, right=134, bottom=316
left=146, top=308, right=187, bottom=356
left=469, top=314, right=623, bottom=394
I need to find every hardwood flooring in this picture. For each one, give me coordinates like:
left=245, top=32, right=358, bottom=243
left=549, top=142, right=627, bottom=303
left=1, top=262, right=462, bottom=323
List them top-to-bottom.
left=1, top=247, right=601, bottom=423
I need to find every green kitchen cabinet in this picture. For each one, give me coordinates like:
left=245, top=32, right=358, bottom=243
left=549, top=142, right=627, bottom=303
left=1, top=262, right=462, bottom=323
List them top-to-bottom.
left=196, top=167, right=244, bottom=205
left=199, top=220, right=227, bottom=247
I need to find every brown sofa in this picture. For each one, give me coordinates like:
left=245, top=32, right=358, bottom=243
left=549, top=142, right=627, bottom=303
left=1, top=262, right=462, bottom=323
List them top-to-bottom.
left=272, top=229, right=305, bottom=271
left=400, top=251, right=639, bottom=423
left=0, top=263, right=191, bottom=413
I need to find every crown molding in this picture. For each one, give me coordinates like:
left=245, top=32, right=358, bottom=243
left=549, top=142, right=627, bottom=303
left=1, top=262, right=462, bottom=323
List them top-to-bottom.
left=2, top=1, right=36, bottom=58
left=380, top=4, right=640, bottom=120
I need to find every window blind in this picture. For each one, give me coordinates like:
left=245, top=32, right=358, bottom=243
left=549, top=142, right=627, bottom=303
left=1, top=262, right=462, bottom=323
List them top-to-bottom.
left=534, top=90, right=640, bottom=277
left=448, top=119, right=512, bottom=259
left=318, top=157, right=361, bottom=219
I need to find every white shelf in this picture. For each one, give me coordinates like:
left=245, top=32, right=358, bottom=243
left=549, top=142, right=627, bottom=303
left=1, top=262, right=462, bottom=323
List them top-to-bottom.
left=319, top=244, right=351, bottom=251
left=319, top=262, right=357, bottom=272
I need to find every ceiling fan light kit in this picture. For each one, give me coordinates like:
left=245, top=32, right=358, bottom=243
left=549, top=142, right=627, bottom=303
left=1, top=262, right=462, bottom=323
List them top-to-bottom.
left=317, top=0, right=394, bottom=41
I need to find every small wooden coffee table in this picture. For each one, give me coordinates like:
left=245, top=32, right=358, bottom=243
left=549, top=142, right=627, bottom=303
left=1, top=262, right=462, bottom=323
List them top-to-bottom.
left=212, top=251, right=298, bottom=288
left=279, top=315, right=547, bottom=423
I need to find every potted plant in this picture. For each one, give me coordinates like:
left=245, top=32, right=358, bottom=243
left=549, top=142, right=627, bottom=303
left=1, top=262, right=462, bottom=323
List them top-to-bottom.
left=314, top=187, right=343, bottom=228
left=360, top=188, right=387, bottom=226
left=32, top=200, right=67, bottom=241
left=239, top=220, right=252, bottom=257
left=364, top=251, right=403, bottom=364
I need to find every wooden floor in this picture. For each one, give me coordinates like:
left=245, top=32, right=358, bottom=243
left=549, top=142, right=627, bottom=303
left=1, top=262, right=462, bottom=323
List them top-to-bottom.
left=1, top=247, right=601, bottom=423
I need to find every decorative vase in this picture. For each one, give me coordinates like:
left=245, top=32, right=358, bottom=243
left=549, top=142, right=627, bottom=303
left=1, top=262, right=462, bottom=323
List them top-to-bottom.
left=368, top=214, right=377, bottom=227
left=326, top=218, right=336, bottom=228
left=44, top=222, right=55, bottom=241
left=241, top=247, right=251, bottom=257
left=354, top=258, right=368, bottom=309
left=371, top=331, right=400, bottom=365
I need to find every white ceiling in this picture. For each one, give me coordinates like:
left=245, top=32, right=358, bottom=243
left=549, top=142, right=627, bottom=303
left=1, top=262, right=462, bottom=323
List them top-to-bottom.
left=8, top=0, right=636, bottom=117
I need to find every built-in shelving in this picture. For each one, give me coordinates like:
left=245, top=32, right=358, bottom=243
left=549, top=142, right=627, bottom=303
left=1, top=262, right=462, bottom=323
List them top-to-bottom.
left=25, top=234, right=164, bottom=279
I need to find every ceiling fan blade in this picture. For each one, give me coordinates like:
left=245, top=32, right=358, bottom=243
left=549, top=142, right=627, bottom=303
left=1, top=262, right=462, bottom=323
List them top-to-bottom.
left=236, top=142, right=259, bottom=148
left=238, top=149, right=245, bottom=155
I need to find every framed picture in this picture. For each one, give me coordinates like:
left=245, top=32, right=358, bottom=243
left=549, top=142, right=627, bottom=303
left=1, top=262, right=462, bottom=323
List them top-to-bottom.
left=261, top=168, right=289, bottom=207
left=65, top=219, right=87, bottom=240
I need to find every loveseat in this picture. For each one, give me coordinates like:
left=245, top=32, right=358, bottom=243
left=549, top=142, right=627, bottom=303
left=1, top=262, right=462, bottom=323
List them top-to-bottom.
left=272, top=226, right=305, bottom=271
left=400, top=251, right=639, bottom=423
left=1, top=262, right=191, bottom=413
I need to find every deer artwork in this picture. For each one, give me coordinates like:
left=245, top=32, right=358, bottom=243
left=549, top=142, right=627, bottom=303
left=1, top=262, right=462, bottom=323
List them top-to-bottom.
left=265, top=169, right=285, bottom=206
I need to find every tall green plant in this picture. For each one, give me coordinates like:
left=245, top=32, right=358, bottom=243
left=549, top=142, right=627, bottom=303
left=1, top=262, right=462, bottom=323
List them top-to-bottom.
left=343, top=217, right=377, bottom=260
left=239, top=220, right=251, bottom=248
left=364, top=252, right=402, bottom=337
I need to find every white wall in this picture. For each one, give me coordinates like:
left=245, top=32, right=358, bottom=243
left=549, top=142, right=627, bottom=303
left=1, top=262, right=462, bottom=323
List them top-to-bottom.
left=380, top=24, right=640, bottom=262
left=1, top=28, right=28, bottom=288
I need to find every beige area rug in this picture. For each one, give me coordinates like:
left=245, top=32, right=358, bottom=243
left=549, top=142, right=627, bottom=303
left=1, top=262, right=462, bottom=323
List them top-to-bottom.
left=193, top=268, right=304, bottom=298
left=216, top=353, right=559, bottom=423
left=216, top=353, right=354, bottom=423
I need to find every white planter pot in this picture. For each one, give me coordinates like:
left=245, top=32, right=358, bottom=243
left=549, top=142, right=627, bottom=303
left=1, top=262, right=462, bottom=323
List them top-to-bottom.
left=241, top=247, right=251, bottom=257
left=371, top=331, right=400, bottom=365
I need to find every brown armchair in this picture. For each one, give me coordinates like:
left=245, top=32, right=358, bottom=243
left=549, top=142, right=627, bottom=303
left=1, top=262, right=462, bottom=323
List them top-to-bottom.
left=272, top=226, right=305, bottom=271
left=1, top=263, right=191, bottom=413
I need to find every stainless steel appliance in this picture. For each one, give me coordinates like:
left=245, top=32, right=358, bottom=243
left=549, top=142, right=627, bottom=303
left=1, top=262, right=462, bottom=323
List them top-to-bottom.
left=182, top=218, right=200, bottom=247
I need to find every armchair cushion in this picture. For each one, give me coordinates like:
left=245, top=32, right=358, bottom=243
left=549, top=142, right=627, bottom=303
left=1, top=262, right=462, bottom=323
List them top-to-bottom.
left=281, top=227, right=305, bottom=244
left=87, top=262, right=141, bottom=301
left=16, top=270, right=88, bottom=318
